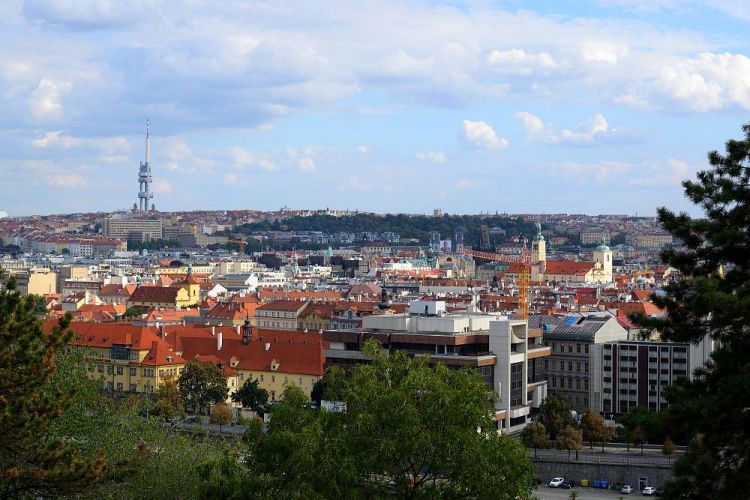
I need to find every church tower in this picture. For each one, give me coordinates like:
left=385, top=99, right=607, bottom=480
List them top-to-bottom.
left=531, top=223, right=546, bottom=265
left=593, top=237, right=613, bottom=282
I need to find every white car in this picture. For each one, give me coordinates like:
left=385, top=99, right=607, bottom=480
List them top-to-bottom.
left=549, top=477, right=564, bottom=488
left=622, top=484, right=633, bottom=494
left=642, top=486, right=657, bottom=496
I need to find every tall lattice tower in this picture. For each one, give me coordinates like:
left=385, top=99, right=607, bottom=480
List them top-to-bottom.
left=137, top=119, right=154, bottom=212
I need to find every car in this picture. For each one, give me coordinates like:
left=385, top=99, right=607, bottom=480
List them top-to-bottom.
left=549, top=477, right=564, bottom=488
left=561, top=480, right=576, bottom=489
left=622, top=484, right=633, bottom=494
left=642, top=486, right=657, bottom=496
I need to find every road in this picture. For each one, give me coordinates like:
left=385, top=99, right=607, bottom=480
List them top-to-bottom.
left=535, top=486, right=647, bottom=499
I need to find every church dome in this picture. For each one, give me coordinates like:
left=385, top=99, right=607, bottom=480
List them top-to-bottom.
left=596, top=242, right=611, bottom=252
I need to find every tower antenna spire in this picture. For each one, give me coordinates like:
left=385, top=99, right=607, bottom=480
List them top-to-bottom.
left=137, top=118, right=154, bottom=212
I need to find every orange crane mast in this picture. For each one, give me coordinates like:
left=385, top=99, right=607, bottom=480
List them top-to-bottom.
left=459, top=247, right=531, bottom=320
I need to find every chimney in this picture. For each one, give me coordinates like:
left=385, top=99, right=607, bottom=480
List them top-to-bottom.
left=217, top=331, right=223, bottom=351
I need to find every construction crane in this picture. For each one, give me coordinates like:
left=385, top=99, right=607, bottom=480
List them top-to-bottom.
left=228, top=237, right=246, bottom=255
left=459, top=247, right=531, bottom=320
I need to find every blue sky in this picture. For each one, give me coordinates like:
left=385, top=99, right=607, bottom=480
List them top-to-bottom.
left=1, top=0, right=749, bottom=216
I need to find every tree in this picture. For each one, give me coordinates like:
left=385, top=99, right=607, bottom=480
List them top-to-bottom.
left=632, top=124, right=750, bottom=499
left=0, top=275, right=105, bottom=497
left=201, top=340, right=534, bottom=498
left=178, top=361, right=228, bottom=415
left=310, top=366, right=346, bottom=404
left=151, top=375, right=183, bottom=421
left=232, top=378, right=268, bottom=412
left=537, top=392, right=574, bottom=440
left=210, top=404, right=233, bottom=434
left=618, top=405, right=663, bottom=445
left=581, top=409, right=612, bottom=451
left=521, top=421, right=549, bottom=458
left=555, top=425, right=583, bottom=460
left=631, top=426, right=647, bottom=455
left=663, top=437, right=676, bottom=457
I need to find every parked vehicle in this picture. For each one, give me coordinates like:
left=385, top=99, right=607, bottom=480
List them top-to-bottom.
left=549, top=477, right=564, bottom=488
left=561, top=480, right=576, bottom=489
left=622, top=484, right=633, bottom=494
left=642, top=486, right=657, bottom=496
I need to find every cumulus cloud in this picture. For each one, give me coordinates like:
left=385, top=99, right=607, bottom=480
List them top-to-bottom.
left=23, top=0, right=151, bottom=30
left=487, top=48, right=566, bottom=75
left=655, top=52, right=750, bottom=111
left=29, top=79, right=70, bottom=121
left=514, top=112, right=611, bottom=144
left=461, top=120, right=509, bottom=150
left=30, top=131, right=130, bottom=154
left=356, top=145, right=369, bottom=155
left=416, top=151, right=447, bottom=163
left=297, top=157, right=316, bottom=172
left=631, top=158, right=692, bottom=185
left=46, top=173, right=87, bottom=188
left=152, top=179, right=173, bottom=194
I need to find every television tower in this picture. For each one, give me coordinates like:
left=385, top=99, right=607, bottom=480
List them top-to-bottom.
left=137, top=119, right=154, bottom=212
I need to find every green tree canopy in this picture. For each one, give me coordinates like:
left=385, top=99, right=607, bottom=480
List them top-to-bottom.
left=635, top=124, right=750, bottom=498
left=0, top=276, right=104, bottom=497
left=201, top=340, right=534, bottom=499
left=178, top=361, right=228, bottom=414
left=150, top=375, right=183, bottom=421
left=231, top=378, right=268, bottom=411
left=537, top=392, right=573, bottom=440
left=580, top=409, right=612, bottom=451
left=521, top=420, right=549, bottom=457
left=555, top=425, right=583, bottom=460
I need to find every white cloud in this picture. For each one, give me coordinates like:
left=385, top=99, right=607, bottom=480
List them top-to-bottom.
left=23, top=0, right=151, bottom=30
left=580, top=41, right=629, bottom=65
left=487, top=49, right=566, bottom=75
left=655, top=52, right=750, bottom=111
left=29, top=79, right=70, bottom=121
left=514, top=112, right=610, bottom=144
left=461, top=120, right=509, bottom=150
left=30, top=131, right=130, bottom=154
left=356, top=145, right=369, bottom=155
left=228, top=146, right=255, bottom=167
left=416, top=151, right=447, bottom=163
left=297, top=157, right=316, bottom=172
left=631, top=158, right=692, bottom=185
left=553, top=161, right=631, bottom=184
left=46, top=173, right=87, bottom=188
left=222, top=173, right=238, bottom=185
left=152, top=179, right=173, bottom=194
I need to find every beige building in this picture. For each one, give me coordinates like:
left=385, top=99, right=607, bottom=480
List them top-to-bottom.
left=103, top=216, right=163, bottom=242
left=57, top=265, right=89, bottom=293
left=16, top=268, right=57, bottom=296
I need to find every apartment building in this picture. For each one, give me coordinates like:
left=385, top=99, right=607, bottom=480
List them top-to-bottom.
left=103, top=216, right=163, bottom=242
left=16, top=267, right=57, bottom=295
left=255, top=300, right=309, bottom=330
left=324, top=300, right=551, bottom=433
left=533, top=313, right=628, bottom=413
left=590, top=336, right=715, bottom=416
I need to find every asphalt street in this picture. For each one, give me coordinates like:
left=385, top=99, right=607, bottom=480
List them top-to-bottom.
left=535, top=486, right=649, bottom=499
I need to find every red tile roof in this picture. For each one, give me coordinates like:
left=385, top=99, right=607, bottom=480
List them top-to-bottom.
left=545, top=261, right=595, bottom=276
left=129, top=286, right=180, bottom=304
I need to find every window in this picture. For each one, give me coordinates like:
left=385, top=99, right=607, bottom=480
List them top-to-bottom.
left=576, top=343, right=581, bottom=353
left=560, top=344, right=565, bottom=353
left=568, top=345, right=573, bottom=353
left=544, top=359, right=549, bottom=370
left=568, top=362, right=573, bottom=371
left=576, top=362, right=581, bottom=372
left=585, top=363, right=589, bottom=373
left=98, top=364, right=104, bottom=373
left=107, top=365, right=113, bottom=374
left=116, top=366, right=123, bottom=375
left=130, top=367, right=137, bottom=376
left=271, top=375, right=275, bottom=383
left=567, top=378, right=573, bottom=389
left=576, top=379, right=581, bottom=390
left=584, top=379, right=589, bottom=390
left=106, top=382, right=113, bottom=390
left=116, top=382, right=123, bottom=391
left=129, top=384, right=137, bottom=392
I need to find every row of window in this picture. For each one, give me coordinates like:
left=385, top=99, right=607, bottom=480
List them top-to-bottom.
left=547, top=342, right=590, bottom=354
left=545, top=359, right=589, bottom=373
left=92, top=364, right=174, bottom=378
left=549, top=376, right=589, bottom=391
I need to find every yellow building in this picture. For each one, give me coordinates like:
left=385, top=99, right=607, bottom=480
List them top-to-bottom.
left=16, top=267, right=57, bottom=296
left=127, top=278, right=200, bottom=309
left=48, top=322, right=186, bottom=394
left=174, top=325, right=325, bottom=402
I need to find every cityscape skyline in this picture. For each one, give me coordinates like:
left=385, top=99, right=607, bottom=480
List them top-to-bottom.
left=4, top=1, right=750, bottom=216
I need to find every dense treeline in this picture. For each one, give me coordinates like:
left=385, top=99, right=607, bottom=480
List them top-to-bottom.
left=235, top=214, right=537, bottom=245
